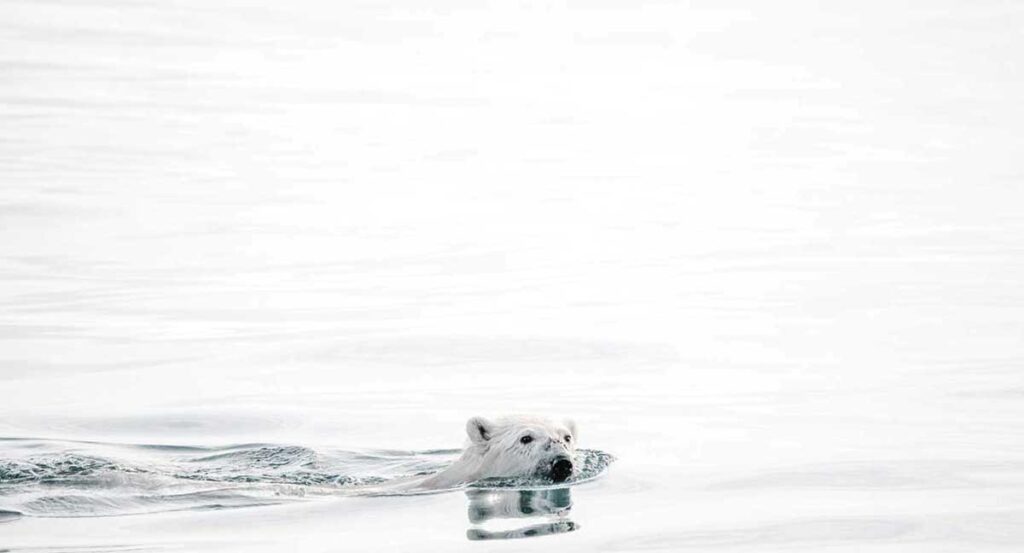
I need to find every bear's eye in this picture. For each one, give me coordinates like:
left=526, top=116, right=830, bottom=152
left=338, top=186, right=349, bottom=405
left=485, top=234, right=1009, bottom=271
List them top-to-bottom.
left=519, top=435, right=533, bottom=445
left=565, top=435, right=572, bottom=443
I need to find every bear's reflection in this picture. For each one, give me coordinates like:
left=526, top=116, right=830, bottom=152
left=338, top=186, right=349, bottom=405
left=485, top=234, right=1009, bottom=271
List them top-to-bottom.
left=465, top=488, right=577, bottom=541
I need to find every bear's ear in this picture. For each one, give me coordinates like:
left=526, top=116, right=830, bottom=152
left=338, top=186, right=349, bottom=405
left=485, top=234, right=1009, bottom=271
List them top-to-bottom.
left=466, top=416, right=495, bottom=444
left=565, top=419, right=578, bottom=441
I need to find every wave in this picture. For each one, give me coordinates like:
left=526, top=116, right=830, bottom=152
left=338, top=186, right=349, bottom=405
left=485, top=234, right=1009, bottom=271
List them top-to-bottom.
left=0, top=454, right=126, bottom=484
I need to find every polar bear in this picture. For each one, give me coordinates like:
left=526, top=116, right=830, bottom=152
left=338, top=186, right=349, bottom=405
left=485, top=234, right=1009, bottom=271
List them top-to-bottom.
left=416, top=415, right=578, bottom=489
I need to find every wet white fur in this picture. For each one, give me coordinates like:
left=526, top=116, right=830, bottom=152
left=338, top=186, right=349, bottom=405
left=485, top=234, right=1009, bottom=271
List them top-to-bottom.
left=418, top=415, right=578, bottom=489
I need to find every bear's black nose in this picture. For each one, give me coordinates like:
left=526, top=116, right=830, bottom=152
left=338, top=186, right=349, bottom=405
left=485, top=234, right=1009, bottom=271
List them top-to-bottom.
left=550, top=457, right=573, bottom=482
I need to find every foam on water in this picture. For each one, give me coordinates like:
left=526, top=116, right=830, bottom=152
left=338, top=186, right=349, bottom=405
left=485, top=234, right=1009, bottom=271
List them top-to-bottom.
left=0, top=439, right=614, bottom=517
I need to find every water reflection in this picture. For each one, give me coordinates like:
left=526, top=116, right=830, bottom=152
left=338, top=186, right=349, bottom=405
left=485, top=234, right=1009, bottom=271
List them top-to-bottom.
left=465, top=488, right=578, bottom=541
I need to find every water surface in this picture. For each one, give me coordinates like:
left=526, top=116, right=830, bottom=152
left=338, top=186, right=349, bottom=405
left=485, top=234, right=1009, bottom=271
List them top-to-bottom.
left=2, top=0, right=1024, bottom=551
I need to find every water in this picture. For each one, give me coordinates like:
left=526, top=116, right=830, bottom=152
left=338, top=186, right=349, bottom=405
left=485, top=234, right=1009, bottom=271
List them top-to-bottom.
left=2, top=0, right=1024, bottom=551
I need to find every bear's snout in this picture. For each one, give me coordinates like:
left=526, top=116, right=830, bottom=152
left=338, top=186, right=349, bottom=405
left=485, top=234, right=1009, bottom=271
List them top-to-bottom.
left=550, top=457, right=573, bottom=482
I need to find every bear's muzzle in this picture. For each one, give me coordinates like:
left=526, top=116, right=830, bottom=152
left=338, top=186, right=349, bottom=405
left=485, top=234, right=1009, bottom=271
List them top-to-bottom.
left=550, top=457, right=573, bottom=482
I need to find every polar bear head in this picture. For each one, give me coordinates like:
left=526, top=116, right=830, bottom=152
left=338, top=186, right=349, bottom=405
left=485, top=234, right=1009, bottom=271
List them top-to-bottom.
left=464, top=415, right=578, bottom=482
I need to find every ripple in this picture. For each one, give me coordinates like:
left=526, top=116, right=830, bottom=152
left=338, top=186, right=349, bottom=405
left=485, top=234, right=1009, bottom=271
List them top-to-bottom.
left=177, top=445, right=392, bottom=487
left=187, top=445, right=317, bottom=466
left=471, top=449, right=616, bottom=489
left=0, top=454, right=128, bottom=484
